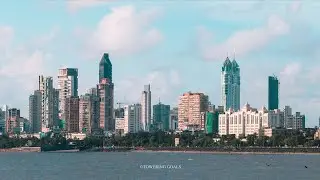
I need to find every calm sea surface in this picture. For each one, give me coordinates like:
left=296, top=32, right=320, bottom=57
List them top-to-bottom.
left=0, top=152, right=319, bottom=180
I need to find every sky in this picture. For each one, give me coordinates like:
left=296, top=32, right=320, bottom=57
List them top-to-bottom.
left=0, top=0, right=319, bottom=127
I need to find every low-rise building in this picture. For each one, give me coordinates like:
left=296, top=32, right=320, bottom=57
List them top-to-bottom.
left=219, top=103, right=284, bottom=138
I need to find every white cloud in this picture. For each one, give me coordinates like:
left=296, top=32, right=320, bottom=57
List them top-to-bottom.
left=66, top=0, right=114, bottom=13
left=288, top=1, right=302, bottom=14
left=86, top=6, right=163, bottom=58
left=199, top=15, right=290, bottom=61
left=0, top=26, right=14, bottom=49
left=0, top=27, right=56, bottom=117
left=115, top=69, right=181, bottom=106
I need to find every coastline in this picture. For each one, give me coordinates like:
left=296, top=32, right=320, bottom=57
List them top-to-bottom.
left=0, top=147, right=41, bottom=152
left=132, top=150, right=320, bottom=155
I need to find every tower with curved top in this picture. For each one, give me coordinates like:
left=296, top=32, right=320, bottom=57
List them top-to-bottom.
left=221, top=56, right=240, bottom=111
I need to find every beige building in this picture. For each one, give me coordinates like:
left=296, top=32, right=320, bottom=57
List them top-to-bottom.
left=178, top=92, right=209, bottom=131
left=79, top=94, right=100, bottom=134
left=219, top=103, right=284, bottom=137
left=115, top=117, right=128, bottom=135
left=314, top=129, right=320, bottom=140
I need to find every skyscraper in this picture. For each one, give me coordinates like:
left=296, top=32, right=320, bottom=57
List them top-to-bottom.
left=98, top=53, right=114, bottom=132
left=99, top=53, right=112, bottom=83
left=221, top=56, right=240, bottom=111
left=57, top=68, right=78, bottom=119
left=39, top=75, right=59, bottom=132
left=268, top=75, right=279, bottom=110
left=98, top=78, right=114, bottom=131
left=141, top=84, right=151, bottom=131
left=29, top=90, right=42, bottom=133
left=178, top=92, right=209, bottom=131
left=79, top=93, right=100, bottom=134
left=64, top=96, right=80, bottom=133
left=153, top=102, right=170, bottom=131
left=124, top=104, right=142, bottom=133
left=0, top=106, right=8, bottom=133
left=6, top=108, right=20, bottom=134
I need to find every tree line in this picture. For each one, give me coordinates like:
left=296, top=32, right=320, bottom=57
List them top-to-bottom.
left=1, top=129, right=319, bottom=149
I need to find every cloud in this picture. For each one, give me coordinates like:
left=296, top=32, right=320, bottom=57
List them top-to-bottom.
left=66, top=0, right=114, bottom=13
left=288, top=1, right=302, bottom=14
left=86, top=6, right=163, bottom=58
left=199, top=15, right=290, bottom=61
left=0, top=26, right=14, bottom=49
left=0, top=27, right=55, bottom=117
left=241, top=61, right=320, bottom=127
left=114, top=69, right=181, bottom=106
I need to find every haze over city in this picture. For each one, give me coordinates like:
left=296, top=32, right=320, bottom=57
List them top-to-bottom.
left=0, top=1, right=319, bottom=127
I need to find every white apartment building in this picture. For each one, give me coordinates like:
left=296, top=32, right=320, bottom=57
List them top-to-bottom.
left=57, top=68, right=78, bottom=119
left=39, top=75, right=59, bottom=132
left=141, top=84, right=151, bottom=131
left=178, top=92, right=208, bottom=131
left=219, top=103, right=284, bottom=137
left=124, top=104, right=142, bottom=133
left=283, top=106, right=305, bottom=129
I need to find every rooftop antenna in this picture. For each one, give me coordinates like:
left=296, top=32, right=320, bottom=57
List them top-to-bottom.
left=158, top=96, right=161, bottom=104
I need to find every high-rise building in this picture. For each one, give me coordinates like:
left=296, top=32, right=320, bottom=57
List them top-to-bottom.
left=98, top=53, right=114, bottom=132
left=99, top=53, right=112, bottom=83
left=221, top=56, right=240, bottom=111
left=57, top=68, right=78, bottom=119
left=39, top=75, right=59, bottom=132
left=268, top=75, right=279, bottom=110
left=98, top=78, right=114, bottom=131
left=141, top=84, right=151, bottom=131
left=29, top=90, right=42, bottom=133
left=178, top=92, right=209, bottom=131
left=79, top=94, right=100, bottom=134
left=64, top=96, right=80, bottom=133
left=153, top=102, right=170, bottom=131
left=124, top=104, right=142, bottom=133
left=0, top=105, right=8, bottom=133
left=205, top=105, right=223, bottom=134
left=284, top=105, right=293, bottom=128
left=169, top=107, right=178, bottom=131
left=5, top=108, right=20, bottom=134
left=293, top=112, right=305, bottom=129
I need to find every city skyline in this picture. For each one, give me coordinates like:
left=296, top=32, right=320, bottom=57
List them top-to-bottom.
left=0, top=1, right=319, bottom=127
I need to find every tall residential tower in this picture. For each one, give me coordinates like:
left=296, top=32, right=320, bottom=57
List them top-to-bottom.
left=221, top=56, right=240, bottom=111
left=57, top=68, right=78, bottom=119
left=39, top=75, right=59, bottom=132
left=141, top=84, right=151, bottom=131
left=29, top=90, right=42, bottom=133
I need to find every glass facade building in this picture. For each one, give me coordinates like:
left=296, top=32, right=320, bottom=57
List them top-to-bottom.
left=268, top=76, right=279, bottom=110
left=153, top=103, right=170, bottom=131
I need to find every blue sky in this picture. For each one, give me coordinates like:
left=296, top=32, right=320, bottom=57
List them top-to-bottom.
left=0, top=0, right=320, bottom=127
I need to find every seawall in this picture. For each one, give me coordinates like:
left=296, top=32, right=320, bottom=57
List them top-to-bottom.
left=0, top=147, right=41, bottom=152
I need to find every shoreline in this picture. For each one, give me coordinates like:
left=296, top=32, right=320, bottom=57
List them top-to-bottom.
left=0, top=147, right=41, bottom=152
left=132, top=150, right=320, bottom=155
